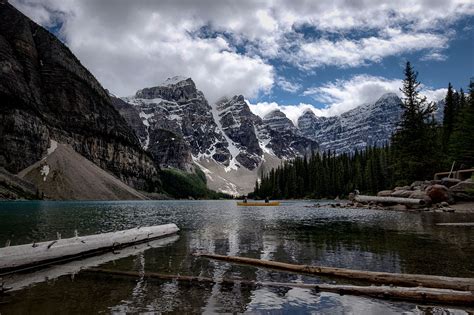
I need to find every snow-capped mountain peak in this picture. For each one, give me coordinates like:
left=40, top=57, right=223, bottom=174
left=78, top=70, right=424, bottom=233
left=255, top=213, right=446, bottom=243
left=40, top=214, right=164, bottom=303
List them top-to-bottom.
left=160, top=75, right=190, bottom=86
left=113, top=81, right=318, bottom=195
left=298, top=93, right=403, bottom=154
left=263, top=109, right=296, bottom=132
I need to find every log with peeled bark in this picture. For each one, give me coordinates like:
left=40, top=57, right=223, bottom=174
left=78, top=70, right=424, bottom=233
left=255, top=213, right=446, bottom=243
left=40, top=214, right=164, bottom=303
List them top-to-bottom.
left=355, top=195, right=426, bottom=205
left=0, top=224, right=179, bottom=275
left=2, top=235, right=179, bottom=293
left=194, top=253, right=474, bottom=292
left=89, top=269, right=474, bottom=306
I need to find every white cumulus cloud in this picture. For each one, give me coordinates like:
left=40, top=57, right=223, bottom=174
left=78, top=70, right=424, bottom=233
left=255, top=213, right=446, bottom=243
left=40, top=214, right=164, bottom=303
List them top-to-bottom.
left=10, top=0, right=472, bottom=101
left=289, top=30, right=449, bottom=69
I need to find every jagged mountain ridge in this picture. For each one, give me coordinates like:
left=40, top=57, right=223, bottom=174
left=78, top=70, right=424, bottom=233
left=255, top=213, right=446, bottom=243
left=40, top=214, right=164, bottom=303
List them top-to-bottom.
left=116, top=77, right=318, bottom=194
left=118, top=78, right=318, bottom=166
left=116, top=80, right=445, bottom=195
left=298, top=93, right=402, bottom=154
left=298, top=93, right=445, bottom=155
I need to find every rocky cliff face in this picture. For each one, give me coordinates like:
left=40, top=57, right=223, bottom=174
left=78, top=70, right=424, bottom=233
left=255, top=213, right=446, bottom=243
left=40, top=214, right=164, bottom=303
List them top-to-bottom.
left=0, top=2, right=157, bottom=190
left=120, top=77, right=229, bottom=172
left=118, top=78, right=318, bottom=194
left=121, top=81, right=319, bottom=171
left=298, top=93, right=403, bottom=154
left=298, top=93, right=445, bottom=155
left=214, top=95, right=318, bottom=170
left=215, top=95, right=263, bottom=170
left=261, top=109, right=318, bottom=158
left=0, top=167, right=38, bottom=200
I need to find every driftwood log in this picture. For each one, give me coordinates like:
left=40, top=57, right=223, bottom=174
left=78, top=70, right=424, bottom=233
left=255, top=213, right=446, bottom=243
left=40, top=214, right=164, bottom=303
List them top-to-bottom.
left=355, top=195, right=426, bottom=206
left=436, top=223, right=474, bottom=226
left=0, top=224, right=179, bottom=275
left=1, top=235, right=179, bottom=293
left=194, top=253, right=474, bottom=291
left=90, top=269, right=474, bottom=306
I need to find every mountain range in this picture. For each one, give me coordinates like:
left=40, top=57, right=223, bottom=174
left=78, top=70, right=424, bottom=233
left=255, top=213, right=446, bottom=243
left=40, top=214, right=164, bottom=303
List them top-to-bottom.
left=0, top=2, right=444, bottom=199
left=114, top=77, right=445, bottom=195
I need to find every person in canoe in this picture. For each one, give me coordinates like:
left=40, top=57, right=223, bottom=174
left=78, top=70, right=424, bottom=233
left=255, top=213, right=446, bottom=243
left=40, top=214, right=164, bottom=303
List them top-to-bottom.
left=243, top=196, right=248, bottom=203
left=265, top=196, right=269, bottom=203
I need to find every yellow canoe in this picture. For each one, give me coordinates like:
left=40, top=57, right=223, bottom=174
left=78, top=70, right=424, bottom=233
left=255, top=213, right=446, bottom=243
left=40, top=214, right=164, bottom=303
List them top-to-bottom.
left=237, top=201, right=280, bottom=206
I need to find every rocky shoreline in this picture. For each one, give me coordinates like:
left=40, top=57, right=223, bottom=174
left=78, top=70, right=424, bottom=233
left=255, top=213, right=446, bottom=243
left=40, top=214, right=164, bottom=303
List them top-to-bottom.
left=309, top=177, right=474, bottom=213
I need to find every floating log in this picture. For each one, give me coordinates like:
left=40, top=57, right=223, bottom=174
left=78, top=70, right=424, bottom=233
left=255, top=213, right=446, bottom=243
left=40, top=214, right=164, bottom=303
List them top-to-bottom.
left=355, top=195, right=425, bottom=206
left=237, top=201, right=280, bottom=206
left=436, top=223, right=474, bottom=226
left=0, top=224, right=179, bottom=275
left=1, top=235, right=179, bottom=293
left=194, top=253, right=474, bottom=291
left=90, top=269, right=474, bottom=306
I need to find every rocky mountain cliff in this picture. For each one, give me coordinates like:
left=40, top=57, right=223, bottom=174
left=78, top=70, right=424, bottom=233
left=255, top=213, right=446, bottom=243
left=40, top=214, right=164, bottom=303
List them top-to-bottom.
left=0, top=2, right=157, bottom=191
left=117, top=78, right=318, bottom=194
left=298, top=93, right=403, bottom=154
left=298, top=93, right=445, bottom=155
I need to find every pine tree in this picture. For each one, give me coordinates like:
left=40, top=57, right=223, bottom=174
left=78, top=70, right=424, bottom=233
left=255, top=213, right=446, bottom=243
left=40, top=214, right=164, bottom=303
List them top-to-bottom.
left=391, top=62, right=439, bottom=184
left=449, top=80, right=474, bottom=168
left=443, top=83, right=456, bottom=149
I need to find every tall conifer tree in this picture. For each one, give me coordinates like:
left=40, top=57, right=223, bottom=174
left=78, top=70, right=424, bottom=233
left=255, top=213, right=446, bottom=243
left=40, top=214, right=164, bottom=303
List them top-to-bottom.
left=391, top=62, right=439, bottom=184
left=443, top=83, right=456, bottom=149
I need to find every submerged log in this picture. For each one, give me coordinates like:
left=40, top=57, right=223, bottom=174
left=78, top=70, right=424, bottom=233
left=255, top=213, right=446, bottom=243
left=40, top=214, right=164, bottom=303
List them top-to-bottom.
left=355, top=195, right=426, bottom=206
left=0, top=224, right=179, bottom=274
left=194, top=253, right=474, bottom=291
left=90, top=269, right=474, bottom=306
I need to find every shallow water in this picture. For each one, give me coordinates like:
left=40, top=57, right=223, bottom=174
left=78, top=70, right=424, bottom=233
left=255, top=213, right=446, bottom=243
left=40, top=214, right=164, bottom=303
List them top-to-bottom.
left=0, top=200, right=473, bottom=314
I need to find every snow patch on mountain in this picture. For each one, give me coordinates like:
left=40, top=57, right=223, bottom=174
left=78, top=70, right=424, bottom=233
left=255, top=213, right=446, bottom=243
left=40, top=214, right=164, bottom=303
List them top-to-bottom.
left=161, top=76, right=189, bottom=86
left=211, top=101, right=241, bottom=172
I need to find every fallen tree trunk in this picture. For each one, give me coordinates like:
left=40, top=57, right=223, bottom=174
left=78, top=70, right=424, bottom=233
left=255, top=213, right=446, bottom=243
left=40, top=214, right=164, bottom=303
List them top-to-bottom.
left=355, top=195, right=425, bottom=206
left=436, top=223, right=474, bottom=226
left=0, top=224, right=179, bottom=275
left=1, top=235, right=179, bottom=293
left=194, top=253, right=474, bottom=291
left=90, top=269, right=474, bottom=306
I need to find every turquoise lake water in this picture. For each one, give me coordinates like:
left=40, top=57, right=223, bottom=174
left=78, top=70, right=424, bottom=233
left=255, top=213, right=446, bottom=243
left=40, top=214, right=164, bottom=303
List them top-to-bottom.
left=0, top=200, right=473, bottom=314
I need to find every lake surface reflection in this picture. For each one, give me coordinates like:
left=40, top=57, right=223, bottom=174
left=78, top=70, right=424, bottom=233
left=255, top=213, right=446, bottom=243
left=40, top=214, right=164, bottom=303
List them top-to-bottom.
left=0, top=200, right=473, bottom=314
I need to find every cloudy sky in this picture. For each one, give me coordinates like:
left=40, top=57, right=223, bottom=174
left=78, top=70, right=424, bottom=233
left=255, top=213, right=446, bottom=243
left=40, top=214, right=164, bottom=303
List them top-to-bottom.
left=11, top=0, right=474, bottom=120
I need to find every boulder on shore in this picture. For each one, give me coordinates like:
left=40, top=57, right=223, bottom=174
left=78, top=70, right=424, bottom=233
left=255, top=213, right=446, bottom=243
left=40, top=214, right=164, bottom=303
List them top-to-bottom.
left=410, top=180, right=430, bottom=191
left=425, top=184, right=451, bottom=204
left=394, top=186, right=411, bottom=191
left=390, top=189, right=412, bottom=198
left=377, top=190, right=393, bottom=197
left=408, top=190, right=432, bottom=205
